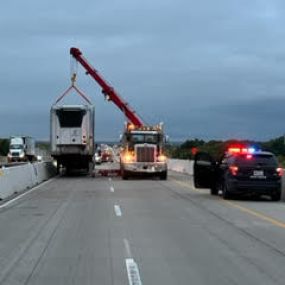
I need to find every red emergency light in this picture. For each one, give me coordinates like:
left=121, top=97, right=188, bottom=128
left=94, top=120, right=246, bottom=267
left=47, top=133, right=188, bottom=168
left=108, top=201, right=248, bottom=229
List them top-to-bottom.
left=227, top=146, right=256, bottom=155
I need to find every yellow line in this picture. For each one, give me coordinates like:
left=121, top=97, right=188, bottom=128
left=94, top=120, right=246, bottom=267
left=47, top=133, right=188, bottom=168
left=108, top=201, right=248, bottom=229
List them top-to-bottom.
left=172, top=178, right=285, bottom=229
left=222, top=200, right=285, bottom=229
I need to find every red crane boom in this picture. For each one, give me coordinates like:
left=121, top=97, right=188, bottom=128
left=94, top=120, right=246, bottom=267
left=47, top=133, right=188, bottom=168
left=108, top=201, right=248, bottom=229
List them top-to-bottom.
left=70, top=47, right=144, bottom=127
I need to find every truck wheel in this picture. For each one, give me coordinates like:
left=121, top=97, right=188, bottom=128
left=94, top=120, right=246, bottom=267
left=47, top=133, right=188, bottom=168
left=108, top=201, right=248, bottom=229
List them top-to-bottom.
left=56, top=164, right=60, bottom=175
left=121, top=169, right=128, bottom=180
left=160, top=171, right=168, bottom=180
left=271, top=191, right=281, bottom=201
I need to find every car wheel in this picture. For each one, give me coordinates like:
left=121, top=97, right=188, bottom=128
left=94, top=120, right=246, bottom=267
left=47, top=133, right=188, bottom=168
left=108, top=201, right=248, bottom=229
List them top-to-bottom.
left=222, top=182, right=232, bottom=200
left=210, top=187, right=218, bottom=195
left=271, top=191, right=281, bottom=201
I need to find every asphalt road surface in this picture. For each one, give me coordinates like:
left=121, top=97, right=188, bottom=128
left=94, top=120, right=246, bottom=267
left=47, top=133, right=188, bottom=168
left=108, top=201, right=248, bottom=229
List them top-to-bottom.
left=1, top=171, right=285, bottom=284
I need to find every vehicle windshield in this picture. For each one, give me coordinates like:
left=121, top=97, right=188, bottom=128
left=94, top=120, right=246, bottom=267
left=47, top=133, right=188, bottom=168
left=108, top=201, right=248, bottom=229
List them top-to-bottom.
left=128, top=134, right=159, bottom=144
left=10, top=144, right=23, bottom=150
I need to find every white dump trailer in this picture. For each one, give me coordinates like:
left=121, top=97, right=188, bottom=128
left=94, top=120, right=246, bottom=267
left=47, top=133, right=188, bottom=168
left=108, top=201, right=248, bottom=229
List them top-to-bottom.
left=50, top=104, right=95, bottom=173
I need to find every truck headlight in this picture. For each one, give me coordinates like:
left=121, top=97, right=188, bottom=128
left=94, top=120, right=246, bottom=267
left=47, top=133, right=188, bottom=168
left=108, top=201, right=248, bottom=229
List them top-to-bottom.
left=7, top=153, right=12, bottom=158
left=19, top=153, right=25, bottom=158
left=123, top=153, right=135, bottom=163
left=158, top=155, right=167, bottom=162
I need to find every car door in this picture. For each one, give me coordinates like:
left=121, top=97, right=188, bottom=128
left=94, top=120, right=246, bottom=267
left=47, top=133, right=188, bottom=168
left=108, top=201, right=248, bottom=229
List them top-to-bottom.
left=194, top=152, right=216, bottom=188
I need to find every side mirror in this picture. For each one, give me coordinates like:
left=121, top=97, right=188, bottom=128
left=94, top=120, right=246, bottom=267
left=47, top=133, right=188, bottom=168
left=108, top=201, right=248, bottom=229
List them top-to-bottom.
left=119, top=134, right=123, bottom=142
left=165, top=135, right=170, bottom=144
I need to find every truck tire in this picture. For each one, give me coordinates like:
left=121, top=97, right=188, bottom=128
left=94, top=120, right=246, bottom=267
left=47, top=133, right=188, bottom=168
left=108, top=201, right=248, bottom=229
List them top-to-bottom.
left=56, top=164, right=60, bottom=175
left=121, top=169, right=129, bottom=180
left=160, top=171, right=167, bottom=180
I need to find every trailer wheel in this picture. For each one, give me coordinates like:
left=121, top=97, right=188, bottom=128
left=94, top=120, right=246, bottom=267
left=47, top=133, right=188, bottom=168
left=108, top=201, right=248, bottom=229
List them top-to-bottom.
left=56, top=164, right=60, bottom=175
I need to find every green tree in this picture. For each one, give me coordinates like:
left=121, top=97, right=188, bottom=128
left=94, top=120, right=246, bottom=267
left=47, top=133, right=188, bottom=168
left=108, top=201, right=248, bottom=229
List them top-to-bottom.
left=0, top=138, right=9, bottom=156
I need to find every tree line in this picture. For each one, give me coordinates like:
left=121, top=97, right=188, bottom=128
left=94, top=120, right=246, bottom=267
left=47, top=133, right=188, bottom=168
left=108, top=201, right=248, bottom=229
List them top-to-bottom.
left=167, top=136, right=285, bottom=164
left=0, top=139, right=9, bottom=156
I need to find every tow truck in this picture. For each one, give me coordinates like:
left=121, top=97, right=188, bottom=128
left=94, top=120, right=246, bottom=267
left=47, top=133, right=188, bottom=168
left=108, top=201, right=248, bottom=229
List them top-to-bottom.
left=70, top=48, right=168, bottom=179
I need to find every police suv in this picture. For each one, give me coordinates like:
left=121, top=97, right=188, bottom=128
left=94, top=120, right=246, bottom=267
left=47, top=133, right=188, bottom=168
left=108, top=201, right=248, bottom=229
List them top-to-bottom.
left=194, top=147, right=282, bottom=201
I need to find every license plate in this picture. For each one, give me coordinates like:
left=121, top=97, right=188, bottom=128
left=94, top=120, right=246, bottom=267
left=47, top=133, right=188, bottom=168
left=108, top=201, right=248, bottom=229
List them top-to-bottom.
left=253, top=170, right=264, bottom=176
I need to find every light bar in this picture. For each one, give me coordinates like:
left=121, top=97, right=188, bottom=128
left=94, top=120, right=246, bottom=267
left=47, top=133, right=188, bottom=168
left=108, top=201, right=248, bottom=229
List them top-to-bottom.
left=227, top=146, right=257, bottom=155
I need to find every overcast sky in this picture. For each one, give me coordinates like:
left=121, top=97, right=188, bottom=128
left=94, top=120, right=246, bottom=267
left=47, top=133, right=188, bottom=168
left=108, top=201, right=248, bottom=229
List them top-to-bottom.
left=1, top=0, right=285, bottom=141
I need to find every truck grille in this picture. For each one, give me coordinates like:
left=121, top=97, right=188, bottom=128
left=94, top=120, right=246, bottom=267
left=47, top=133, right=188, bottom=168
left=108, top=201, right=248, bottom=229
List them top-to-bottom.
left=136, top=146, right=155, bottom=162
left=11, top=152, right=19, bottom=157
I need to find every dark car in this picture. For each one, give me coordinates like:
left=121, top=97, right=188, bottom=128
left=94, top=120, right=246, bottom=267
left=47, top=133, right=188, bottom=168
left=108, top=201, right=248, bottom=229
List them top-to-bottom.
left=194, top=148, right=282, bottom=201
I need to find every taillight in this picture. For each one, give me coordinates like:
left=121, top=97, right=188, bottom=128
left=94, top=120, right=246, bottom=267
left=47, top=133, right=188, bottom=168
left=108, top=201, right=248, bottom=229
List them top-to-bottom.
left=229, top=165, right=239, bottom=176
left=276, top=167, right=283, bottom=177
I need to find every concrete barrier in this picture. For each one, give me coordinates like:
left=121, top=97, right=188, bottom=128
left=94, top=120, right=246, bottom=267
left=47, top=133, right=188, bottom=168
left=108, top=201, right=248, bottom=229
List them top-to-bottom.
left=0, top=156, right=7, bottom=164
left=168, top=159, right=193, bottom=175
left=0, top=162, right=56, bottom=200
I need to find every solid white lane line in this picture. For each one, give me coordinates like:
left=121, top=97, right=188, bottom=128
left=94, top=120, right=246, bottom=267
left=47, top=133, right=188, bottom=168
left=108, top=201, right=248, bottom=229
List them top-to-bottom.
left=0, top=178, right=56, bottom=209
left=109, top=178, right=112, bottom=182
left=110, top=186, right=115, bottom=193
left=114, top=205, right=122, bottom=217
left=124, top=238, right=132, bottom=258
left=125, top=258, right=142, bottom=285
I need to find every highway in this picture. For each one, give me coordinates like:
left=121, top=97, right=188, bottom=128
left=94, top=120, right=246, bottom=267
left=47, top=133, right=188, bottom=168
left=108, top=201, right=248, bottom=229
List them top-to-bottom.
left=1, top=171, right=285, bottom=284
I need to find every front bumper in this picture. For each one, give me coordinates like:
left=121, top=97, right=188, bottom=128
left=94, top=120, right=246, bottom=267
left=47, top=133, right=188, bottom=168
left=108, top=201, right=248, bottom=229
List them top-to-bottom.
left=122, top=162, right=167, bottom=173
left=227, top=178, right=281, bottom=195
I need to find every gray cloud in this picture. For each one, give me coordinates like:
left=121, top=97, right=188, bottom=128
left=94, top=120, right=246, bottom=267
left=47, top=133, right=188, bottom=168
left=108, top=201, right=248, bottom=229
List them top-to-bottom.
left=1, top=0, right=285, bottom=141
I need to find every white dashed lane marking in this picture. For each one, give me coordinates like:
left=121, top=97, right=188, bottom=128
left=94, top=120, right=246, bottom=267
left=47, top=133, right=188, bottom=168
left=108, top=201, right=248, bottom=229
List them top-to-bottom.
left=114, top=205, right=122, bottom=217
left=124, top=238, right=132, bottom=258
left=126, top=258, right=143, bottom=285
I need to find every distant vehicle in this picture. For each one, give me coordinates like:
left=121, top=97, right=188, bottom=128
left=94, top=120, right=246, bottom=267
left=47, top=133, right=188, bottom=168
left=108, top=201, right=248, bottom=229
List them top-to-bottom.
left=50, top=104, right=95, bottom=174
left=7, top=136, right=36, bottom=162
left=101, top=145, right=113, bottom=162
left=194, top=146, right=282, bottom=201
left=94, top=152, right=102, bottom=164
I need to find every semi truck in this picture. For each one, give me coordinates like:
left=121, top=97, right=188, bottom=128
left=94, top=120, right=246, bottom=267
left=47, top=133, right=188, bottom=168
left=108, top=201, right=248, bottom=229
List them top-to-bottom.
left=70, top=47, right=168, bottom=179
left=50, top=104, right=95, bottom=174
left=120, top=123, right=168, bottom=179
left=7, top=136, right=36, bottom=162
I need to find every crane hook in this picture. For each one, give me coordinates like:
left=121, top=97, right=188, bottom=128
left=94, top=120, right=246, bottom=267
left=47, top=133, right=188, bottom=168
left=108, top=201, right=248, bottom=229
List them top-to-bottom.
left=71, top=73, right=77, bottom=86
